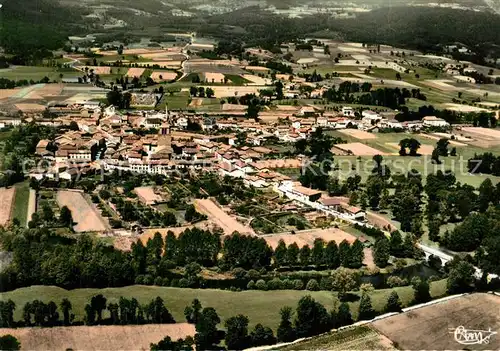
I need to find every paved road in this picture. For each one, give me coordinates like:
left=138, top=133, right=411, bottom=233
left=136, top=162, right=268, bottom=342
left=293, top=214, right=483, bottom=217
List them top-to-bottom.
left=278, top=185, right=499, bottom=281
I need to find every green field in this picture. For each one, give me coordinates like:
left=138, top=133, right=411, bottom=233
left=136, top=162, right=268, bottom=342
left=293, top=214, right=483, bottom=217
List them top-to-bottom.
left=299, top=65, right=364, bottom=75
left=0, top=66, right=81, bottom=81
left=225, top=74, right=250, bottom=85
left=158, top=92, right=190, bottom=110
left=328, top=131, right=500, bottom=187
left=12, top=181, right=30, bottom=226
left=0, top=280, right=446, bottom=330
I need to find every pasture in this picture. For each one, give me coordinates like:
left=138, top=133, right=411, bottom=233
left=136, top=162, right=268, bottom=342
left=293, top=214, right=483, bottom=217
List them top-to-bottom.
left=11, top=182, right=30, bottom=226
left=0, top=280, right=447, bottom=331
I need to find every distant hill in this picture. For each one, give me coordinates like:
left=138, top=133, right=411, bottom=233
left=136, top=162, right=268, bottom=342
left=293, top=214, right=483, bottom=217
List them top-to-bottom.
left=0, top=0, right=87, bottom=55
left=331, top=7, right=500, bottom=49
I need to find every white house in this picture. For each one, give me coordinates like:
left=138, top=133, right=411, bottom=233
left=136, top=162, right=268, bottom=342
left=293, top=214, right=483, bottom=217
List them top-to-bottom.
left=342, top=107, right=354, bottom=117
left=422, top=116, right=450, bottom=128
left=175, top=117, right=188, bottom=129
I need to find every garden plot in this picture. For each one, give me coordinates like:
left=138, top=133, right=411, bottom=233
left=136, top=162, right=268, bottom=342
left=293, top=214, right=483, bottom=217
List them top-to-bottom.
left=297, top=58, right=319, bottom=64
left=75, top=66, right=111, bottom=74
left=125, top=67, right=145, bottom=78
left=150, top=71, right=178, bottom=82
left=203, top=72, right=225, bottom=83
left=241, top=74, right=271, bottom=85
left=422, top=79, right=460, bottom=91
left=204, top=86, right=264, bottom=98
left=0, top=89, right=20, bottom=100
left=443, top=103, right=489, bottom=112
left=338, top=129, right=377, bottom=140
left=420, top=133, right=468, bottom=147
left=332, top=142, right=386, bottom=156
left=385, top=142, right=434, bottom=155
left=134, top=186, right=163, bottom=205
left=0, top=187, right=15, bottom=226
left=56, top=190, right=107, bottom=232
left=194, top=199, right=255, bottom=236
left=264, top=227, right=359, bottom=249
left=264, top=228, right=374, bottom=267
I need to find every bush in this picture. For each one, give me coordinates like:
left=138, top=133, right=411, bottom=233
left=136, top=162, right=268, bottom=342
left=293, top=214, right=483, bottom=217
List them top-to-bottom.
left=232, top=267, right=247, bottom=280
left=246, top=269, right=260, bottom=280
left=143, top=274, right=154, bottom=285
left=135, top=275, right=144, bottom=284
left=154, top=276, right=163, bottom=286
left=319, top=276, right=333, bottom=291
left=387, top=276, right=408, bottom=287
left=162, top=277, right=170, bottom=286
left=178, top=278, right=189, bottom=288
left=268, top=278, right=283, bottom=290
left=255, top=279, right=268, bottom=290
left=282, top=279, right=294, bottom=289
left=293, top=279, right=304, bottom=290
left=306, top=279, right=320, bottom=291
left=247, top=280, right=256, bottom=290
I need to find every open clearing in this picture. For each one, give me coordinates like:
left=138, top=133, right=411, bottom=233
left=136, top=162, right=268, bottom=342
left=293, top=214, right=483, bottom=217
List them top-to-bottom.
left=75, top=66, right=111, bottom=75
left=125, top=67, right=145, bottom=78
left=150, top=71, right=177, bottom=81
left=203, top=72, right=225, bottom=83
left=241, top=74, right=270, bottom=85
left=203, top=85, right=264, bottom=98
left=443, top=103, right=489, bottom=112
left=460, top=127, right=500, bottom=139
left=338, top=129, right=377, bottom=140
left=333, top=142, right=386, bottom=156
left=386, top=142, right=434, bottom=155
left=134, top=186, right=163, bottom=205
left=0, top=187, right=15, bottom=226
left=56, top=190, right=107, bottom=232
left=194, top=199, right=255, bottom=236
left=264, top=227, right=359, bottom=248
left=264, top=228, right=374, bottom=267
left=0, top=281, right=447, bottom=331
left=372, top=293, right=500, bottom=350
left=0, top=324, right=195, bottom=351
left=277, top=325, right=395, bottom=351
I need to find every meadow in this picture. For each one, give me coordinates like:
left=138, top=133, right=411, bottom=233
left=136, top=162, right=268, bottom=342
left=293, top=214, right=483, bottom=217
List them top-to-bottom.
left=12, top=181, right=30, bottom=226
left=0, top=280, right=447, bottom=330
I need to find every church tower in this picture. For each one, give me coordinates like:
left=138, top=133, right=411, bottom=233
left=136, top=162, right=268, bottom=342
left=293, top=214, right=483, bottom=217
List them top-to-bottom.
left=158, top=103, right=173, bottom=158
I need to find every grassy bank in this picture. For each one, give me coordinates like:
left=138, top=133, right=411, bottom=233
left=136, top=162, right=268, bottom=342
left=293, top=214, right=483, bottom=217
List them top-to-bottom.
left=0, top=280, right=446, bottom=330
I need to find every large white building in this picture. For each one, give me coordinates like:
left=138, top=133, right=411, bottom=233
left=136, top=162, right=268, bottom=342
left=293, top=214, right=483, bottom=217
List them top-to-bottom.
left=422, top=116, right=450, bottom=128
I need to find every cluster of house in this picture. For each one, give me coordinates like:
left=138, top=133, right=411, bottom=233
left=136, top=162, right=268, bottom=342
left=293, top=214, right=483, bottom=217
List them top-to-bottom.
left=25, top=98, right=448, bottom=187
left=358, top=110, right=450, bottom=131
left=277, top=181, right=366, bottom=221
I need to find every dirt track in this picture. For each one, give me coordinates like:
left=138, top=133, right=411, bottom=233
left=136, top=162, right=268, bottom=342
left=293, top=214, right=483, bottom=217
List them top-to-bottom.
left=194, top=199, right=255, bottom=236
left=0, top=323, right=195, bottom=351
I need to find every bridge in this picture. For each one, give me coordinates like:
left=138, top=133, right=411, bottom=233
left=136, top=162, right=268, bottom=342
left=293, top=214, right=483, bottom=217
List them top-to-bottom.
left=278, top=184, right=499, bottom=281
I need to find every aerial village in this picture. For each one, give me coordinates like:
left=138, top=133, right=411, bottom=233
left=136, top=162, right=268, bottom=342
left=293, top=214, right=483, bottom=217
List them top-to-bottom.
left=1, top=34, right=500, bottom=265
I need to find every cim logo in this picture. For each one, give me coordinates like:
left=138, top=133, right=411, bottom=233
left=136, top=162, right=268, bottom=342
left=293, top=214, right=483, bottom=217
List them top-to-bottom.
left=450, top=326, right=498, bottom=345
